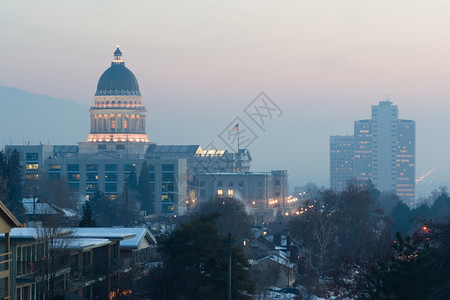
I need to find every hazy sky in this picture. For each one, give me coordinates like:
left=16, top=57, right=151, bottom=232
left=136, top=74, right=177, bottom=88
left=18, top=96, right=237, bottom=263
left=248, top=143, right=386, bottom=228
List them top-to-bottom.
left=2, top=1, right=450, bottom=190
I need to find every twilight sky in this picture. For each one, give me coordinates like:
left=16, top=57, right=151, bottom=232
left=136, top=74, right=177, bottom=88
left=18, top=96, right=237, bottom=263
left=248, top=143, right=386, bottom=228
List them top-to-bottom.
left=2, top=1, right=450, bottom=192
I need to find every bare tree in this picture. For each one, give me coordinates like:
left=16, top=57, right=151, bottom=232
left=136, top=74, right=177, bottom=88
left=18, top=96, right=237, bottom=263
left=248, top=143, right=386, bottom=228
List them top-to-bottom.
left=34, top=212, right=73, bottom=299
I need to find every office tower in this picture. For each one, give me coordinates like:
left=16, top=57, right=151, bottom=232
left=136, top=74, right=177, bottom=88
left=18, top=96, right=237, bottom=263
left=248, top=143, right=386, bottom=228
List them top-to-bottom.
left=332, top=100, right=415, bottom=204
left=371, top=101, right=399, bottom=192
left=354, top=119, right=372, bottom=183
left=396, top=120, right=415, bottom=206
left=330, top=135, right=354, bottom=192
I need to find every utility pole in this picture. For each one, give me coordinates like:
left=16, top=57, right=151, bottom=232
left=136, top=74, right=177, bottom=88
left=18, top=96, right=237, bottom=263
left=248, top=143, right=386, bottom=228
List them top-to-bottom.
left=125, top=179, right=128, bottom=227
left=227, top=233, right=232, bottom=300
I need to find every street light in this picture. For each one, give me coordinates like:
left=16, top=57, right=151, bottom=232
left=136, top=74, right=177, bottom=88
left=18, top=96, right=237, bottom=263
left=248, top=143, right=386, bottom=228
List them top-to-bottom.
left=227, top=233, right=249, bottom=300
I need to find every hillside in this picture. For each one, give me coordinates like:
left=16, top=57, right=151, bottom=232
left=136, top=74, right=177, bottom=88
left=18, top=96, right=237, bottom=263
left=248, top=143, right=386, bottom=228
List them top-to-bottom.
left=0, top=86, right=89, bottom=146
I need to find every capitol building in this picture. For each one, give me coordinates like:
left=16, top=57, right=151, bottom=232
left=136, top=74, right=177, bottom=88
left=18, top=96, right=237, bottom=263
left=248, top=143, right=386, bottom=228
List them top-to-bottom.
left=7, top=47, right=288, bottom=217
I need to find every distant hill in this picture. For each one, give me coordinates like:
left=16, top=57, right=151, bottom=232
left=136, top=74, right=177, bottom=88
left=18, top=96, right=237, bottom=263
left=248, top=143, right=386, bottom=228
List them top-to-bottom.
left=0, top=86, right=89, bottom=147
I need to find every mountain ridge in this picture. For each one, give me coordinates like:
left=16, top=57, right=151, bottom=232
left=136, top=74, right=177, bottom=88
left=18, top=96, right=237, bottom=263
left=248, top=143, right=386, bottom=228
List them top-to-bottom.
left=0, top=86, right=89, bottom=146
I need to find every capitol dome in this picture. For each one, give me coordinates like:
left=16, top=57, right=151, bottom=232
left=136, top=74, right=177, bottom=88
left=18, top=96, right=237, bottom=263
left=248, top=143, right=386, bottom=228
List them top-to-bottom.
left=95, top=46, right=141, bottom=96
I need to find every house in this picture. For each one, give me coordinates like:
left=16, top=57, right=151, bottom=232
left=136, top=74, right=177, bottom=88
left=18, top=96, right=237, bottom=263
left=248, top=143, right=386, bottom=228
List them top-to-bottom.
left=0, top=201, right=21, bottom=299
left=0, top=227, right=72, bottom=300
left=66, top=228, right=137, bottom=299
left=248, top=236, right=275, bottom=259
left=251, top=254, right=296, bottom=290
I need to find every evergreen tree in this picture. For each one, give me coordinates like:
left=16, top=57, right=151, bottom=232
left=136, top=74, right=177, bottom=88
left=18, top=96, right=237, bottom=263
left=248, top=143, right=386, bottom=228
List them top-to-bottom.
left=3, top=149, right=25, bottom=216
left=138, top=161, right=154, bottom=214
left=127, top=165, right=138, bottom=190
left=201, top=197, right=252, bottom=240
left=79, top=200, right=96, bottom=227
left=149, top=213, right=254, bottom=299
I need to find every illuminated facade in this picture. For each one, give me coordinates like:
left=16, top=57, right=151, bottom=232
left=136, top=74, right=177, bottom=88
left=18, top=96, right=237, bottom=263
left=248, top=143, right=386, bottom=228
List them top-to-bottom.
left=6, top=46, right=292, bottom=216
left=80, top=46, right=149, bottom=154
left=195, top=170, right=288, bottom=220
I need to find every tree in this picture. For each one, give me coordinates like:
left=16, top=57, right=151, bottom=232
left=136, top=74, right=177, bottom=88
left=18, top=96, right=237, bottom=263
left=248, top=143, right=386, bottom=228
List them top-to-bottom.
left=1, top=149, right=25, bottom=216
left=138, top=161, right=154, bottom=214
left=37, top=174, right=78, bottom=210
left=89, top=189, right=143, bottom=227
left=290, top=191, right=340, bottom=294
left=200, top=197, right=252, bottom=240
left=79, top=200, right=96, bottom=227
left=34, top=212, right=73, bottom=299
left=149, top=214, right=255, bottom=299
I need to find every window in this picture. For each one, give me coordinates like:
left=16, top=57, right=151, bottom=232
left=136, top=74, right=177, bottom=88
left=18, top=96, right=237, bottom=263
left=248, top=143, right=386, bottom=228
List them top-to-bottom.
left=116, top=144, right=125, bottom=150
left=98, top=145, right=107, bottom=150
left=26, top=153, right=38, bottom=162
left=26, top=164, right=39, bottom=170
left=48, top=164, right=61, bottom=171
left=67, top=164, right=79, bottom=171
left=86, top=164, right=98, bottom=171
left=105, top=164, right=117, bottom=172
left=162, top=164, right=174, bottom=172
left=68, top=173, right=80, bottom=181
left=86, top=174, right=98, bottom=181
left=105, top=174, right=117, bottom=181
left=275, top=180, right=280, bottom=186
left=199, top=181, right=205, bottom=187
left=217, top=181, right=223, bottom=187
left=228, top=181, right=233, bottom=187
left=239, top=181, right=244, bottom=187
left=257, top=181, right=263, bottom=187
left=105, top=183, right=117, bottom=193
left=217, top=189, right=223, bottom=196
left=228, top=189, right=234, bottom=198
left=258, top=189, right=264, bottom=198
left=162, top=204, right=175, bottom=213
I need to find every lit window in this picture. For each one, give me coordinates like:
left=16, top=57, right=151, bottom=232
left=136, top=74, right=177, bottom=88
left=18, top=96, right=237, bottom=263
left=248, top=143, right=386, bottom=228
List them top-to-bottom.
left=111, top=120, right=116, bottom=129
left=124, top=120, right=127, bottom=129
left=26, top=164, right=39, bottom=170
left=217, top=189, right=223, bottom=196
left=228, top=189, right=233, bottom=198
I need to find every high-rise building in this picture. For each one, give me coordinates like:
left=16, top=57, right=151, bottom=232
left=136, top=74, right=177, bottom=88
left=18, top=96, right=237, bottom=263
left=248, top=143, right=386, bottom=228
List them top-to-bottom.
left=330, top=100, right=415, bottom=204
left=354, top=119, right=372, bottom=182
left=396, top=119, right=415, bottom=206
left=330, top=135, right=354, bottom=192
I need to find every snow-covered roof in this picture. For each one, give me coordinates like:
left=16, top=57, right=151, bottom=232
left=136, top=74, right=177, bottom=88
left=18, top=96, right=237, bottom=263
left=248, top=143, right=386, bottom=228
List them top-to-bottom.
left=23, top=202, right=59, bottom=215
left=0, top=227, right=73, bottom=241
left=70, top=227, right=136, bottom=241
left=117, top=227, right=157, bottom=250
left=55, top=238, right=111, bottom=251
left=253, top=254, right=295, bottom=269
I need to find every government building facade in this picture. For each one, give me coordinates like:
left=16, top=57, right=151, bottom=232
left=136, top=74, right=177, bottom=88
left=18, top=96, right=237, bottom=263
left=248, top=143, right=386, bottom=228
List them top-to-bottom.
left=6, top=47, right=288, bottom=217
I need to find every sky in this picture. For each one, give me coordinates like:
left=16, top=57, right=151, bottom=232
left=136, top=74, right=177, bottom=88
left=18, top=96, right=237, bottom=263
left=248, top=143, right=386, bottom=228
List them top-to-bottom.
left=2, top=1, right=450, bottom=192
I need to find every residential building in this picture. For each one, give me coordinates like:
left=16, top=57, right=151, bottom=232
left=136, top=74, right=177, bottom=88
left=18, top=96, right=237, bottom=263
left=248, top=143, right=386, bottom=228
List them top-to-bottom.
left=0, top=202, right=21, bottom=299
